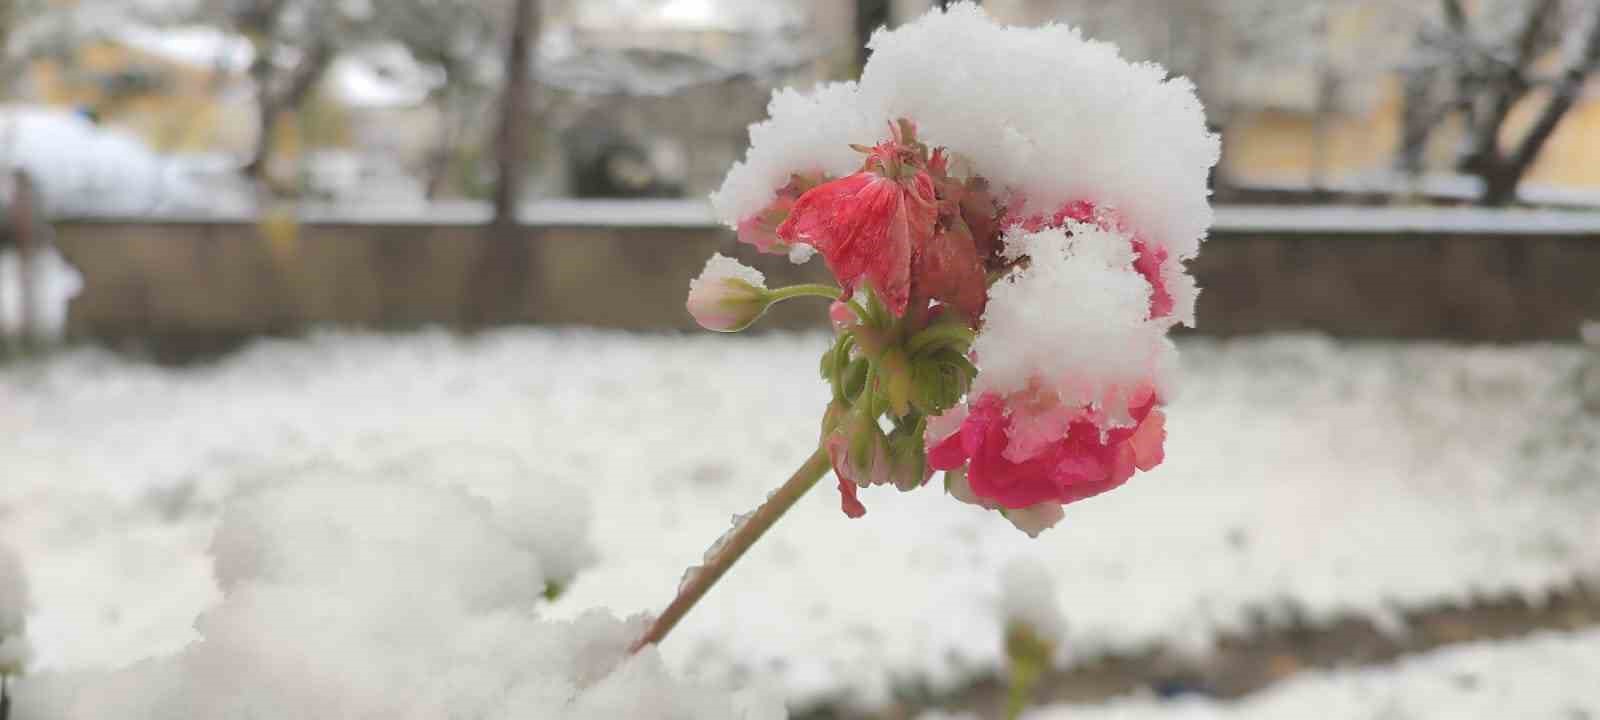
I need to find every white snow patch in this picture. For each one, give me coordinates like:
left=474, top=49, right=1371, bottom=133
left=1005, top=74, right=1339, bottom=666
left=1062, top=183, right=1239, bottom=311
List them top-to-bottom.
left=328, top=45, right=446, bottom=109
left=10, top=477, right=776, bottom=719
left=1000, top=558, right=1064, bottom=642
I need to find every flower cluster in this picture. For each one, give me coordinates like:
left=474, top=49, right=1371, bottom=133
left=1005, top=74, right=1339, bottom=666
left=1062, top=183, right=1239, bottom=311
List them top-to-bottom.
left=686, top=3, right=1216, bottom=536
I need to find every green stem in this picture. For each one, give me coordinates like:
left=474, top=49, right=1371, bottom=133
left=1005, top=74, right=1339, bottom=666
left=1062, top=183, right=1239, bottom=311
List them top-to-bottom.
left=766, top=283, right=842, bottom=303
left=631, top=448, right=833, bottom=652
left=1004, top=660, right=1043, bottom=720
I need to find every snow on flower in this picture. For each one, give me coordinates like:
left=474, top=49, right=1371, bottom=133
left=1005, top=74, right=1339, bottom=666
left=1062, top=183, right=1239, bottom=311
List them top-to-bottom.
left=711, top=2, right=1217, bottom=326
left=926, top=223, right=1176, bottom=534
left=686, top=253, right=770, bottom=332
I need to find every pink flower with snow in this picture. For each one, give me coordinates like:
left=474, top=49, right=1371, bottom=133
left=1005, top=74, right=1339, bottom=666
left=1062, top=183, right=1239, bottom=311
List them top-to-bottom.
left=1008, top=200, right=1175, bottom=322
left=918, top=215, right=1178, bottom=534
left=927, top=391, right=1165, bottom=534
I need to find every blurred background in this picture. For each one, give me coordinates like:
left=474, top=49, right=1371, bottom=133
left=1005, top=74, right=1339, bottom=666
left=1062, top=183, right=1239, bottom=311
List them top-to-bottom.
left=0, top=0, right=1596, bottom=354
left=0, top=0, right=1595, bottom=356
left=0, top=1, right=1598, bottom=719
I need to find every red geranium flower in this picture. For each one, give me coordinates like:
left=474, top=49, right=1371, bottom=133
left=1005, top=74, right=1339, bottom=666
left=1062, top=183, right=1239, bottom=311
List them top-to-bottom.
left=927, top=391, right=1166, bottom=512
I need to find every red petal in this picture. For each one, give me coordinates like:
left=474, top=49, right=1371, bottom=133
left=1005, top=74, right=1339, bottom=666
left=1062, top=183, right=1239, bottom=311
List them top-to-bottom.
left=776, top=171, right=935, bottom=317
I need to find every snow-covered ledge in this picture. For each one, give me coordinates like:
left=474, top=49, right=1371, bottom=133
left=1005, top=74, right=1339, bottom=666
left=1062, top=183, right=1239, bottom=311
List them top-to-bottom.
left=52, top=201, right=1600, bottom=235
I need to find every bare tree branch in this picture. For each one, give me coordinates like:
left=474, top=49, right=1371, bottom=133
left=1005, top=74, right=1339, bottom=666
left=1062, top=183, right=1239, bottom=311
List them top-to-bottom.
left=1513, top=0, right=1560, bottom=66
left=1509, top=3, right=1600, bottom=176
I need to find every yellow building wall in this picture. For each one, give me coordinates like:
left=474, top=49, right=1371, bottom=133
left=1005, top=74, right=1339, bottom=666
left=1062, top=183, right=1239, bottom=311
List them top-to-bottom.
left=1224, top=73, right=1600, bottom=190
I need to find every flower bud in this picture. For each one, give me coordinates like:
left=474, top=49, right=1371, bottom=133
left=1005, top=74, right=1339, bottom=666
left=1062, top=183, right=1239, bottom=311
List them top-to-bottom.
left=686, top=254, right=770, bottom=332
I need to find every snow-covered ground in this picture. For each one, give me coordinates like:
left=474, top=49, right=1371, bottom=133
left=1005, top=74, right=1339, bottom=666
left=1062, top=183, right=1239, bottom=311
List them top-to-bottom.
left=1, top=330, right=1596, bottom=713
left=914, top=628, right=1600, bottom=719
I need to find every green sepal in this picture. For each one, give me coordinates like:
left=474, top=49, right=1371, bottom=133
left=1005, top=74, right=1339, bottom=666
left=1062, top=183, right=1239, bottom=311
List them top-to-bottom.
left=880, top=347, right=914, bottom=418
left=842, top=358, right=869, bottom=402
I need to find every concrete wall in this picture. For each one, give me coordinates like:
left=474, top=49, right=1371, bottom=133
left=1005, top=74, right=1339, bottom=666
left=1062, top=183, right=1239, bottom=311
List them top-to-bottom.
left=51, top=204, right=1600, bottom=359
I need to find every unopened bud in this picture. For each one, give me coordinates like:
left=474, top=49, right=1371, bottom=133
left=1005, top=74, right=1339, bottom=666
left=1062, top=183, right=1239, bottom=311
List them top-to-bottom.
left=686, top=254, right=770, bottom=332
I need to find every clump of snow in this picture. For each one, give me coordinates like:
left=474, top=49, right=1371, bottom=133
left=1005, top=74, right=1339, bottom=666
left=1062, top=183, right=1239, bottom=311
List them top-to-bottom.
left=712, top=2, right=1218, bottom=263
left=114, top=25, right=254, bottom=73
left=328, top=45, right=446, bottom=109
left=712, top=81, right=876, bottom=221
left=973, top=224, right=1177, bottom=428
left=0, top=247, right=84, bottom=342
left=693, top=253, right=768, bottom=291
left=12, top=477, right=778, bottom=719
left=0, top=541, right=30, bottom=675
left=999, top=558, right=1063, bottom=645
left=1023, top=629, right=1600, bottom=719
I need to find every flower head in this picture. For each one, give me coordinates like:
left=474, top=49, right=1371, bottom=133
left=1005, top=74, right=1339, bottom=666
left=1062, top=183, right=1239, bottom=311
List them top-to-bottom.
left=698, top=3, right=1215, bottom=535
left=919, top=217, right=1175, bottom=534
left=686, top=254, right=769, bottom=332
left=928, top=392, right=1165, bottom=530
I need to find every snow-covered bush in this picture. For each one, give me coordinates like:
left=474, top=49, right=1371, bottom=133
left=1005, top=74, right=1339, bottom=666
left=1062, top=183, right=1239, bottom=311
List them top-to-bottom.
left=0, top=108, right=205, bottom=217
left=11, top=478, right=778, bottom=719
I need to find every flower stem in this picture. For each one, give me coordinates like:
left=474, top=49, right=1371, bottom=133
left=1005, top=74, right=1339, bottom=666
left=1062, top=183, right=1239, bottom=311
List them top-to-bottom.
left=766, top=283, right=842, bottom=303
left=631, top=447, right=833, bottom=652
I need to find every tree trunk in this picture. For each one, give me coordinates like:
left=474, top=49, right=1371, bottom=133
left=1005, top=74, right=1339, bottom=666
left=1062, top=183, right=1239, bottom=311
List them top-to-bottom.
left=470, top=0, right=540, bottom=328
left=492, top=0, right=538, bottom=227
left=244, top=42, right=334, bottom=183
left=243, top=97, right=277, bottom=180
left=1475, top=163, right=1517, bottom=206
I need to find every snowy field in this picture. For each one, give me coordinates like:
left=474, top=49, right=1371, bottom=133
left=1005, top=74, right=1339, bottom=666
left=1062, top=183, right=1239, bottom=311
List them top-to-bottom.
left=1, top=329, right=1597, bottom=715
